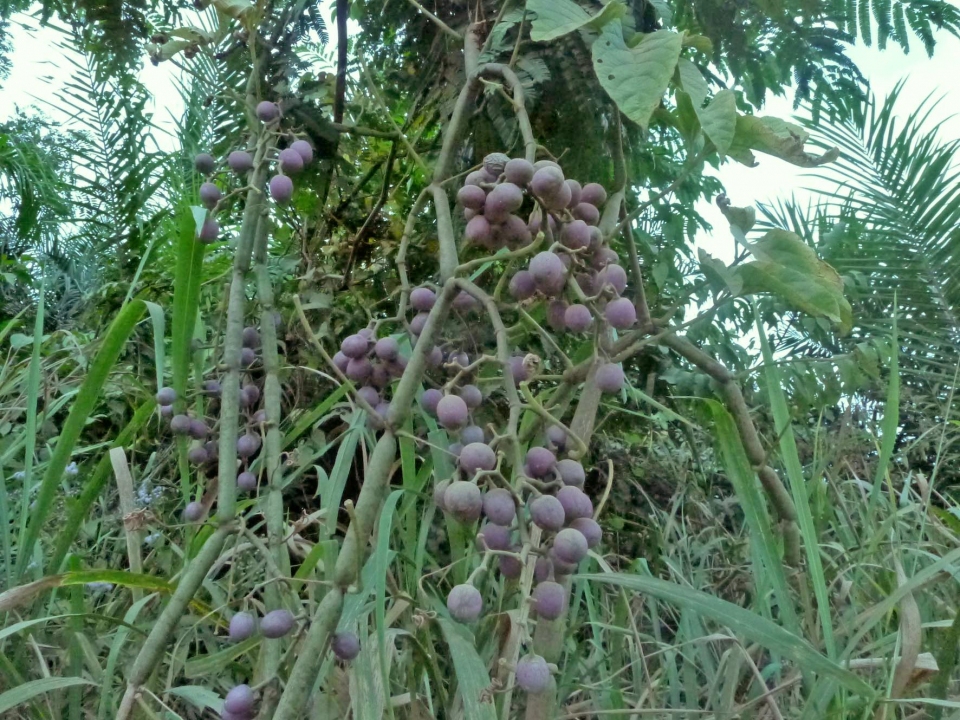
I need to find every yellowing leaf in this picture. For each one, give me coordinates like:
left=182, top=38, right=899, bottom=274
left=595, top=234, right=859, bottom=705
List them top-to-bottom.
left=527, top=0, right=626, bottom=42
left=592, top=21, right=682, bottom=131
left=728, top=115, right=840, bottom=167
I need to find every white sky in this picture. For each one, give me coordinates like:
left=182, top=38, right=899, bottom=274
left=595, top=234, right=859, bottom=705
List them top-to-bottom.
left=2, top=8, right=958, bottom=264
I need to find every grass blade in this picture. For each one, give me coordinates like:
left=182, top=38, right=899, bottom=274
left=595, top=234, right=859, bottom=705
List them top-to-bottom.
left=16, top=276, right=44, bottom=572
left=17, top=299, right=147, bottom=577
left=870, top=304, right=899, bottom=507
left=578, top=572, right=873, bottom=696
left=436, top=617, right=499, bottom=720
left=0, top=677, right=95, bottom=715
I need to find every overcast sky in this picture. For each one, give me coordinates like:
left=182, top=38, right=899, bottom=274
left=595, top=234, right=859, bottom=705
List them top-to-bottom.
left=2, top=7, right=958, bottom=263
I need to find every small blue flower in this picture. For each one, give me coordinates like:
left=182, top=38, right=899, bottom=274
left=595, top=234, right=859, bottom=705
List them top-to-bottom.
left=64, top=462, right=79, bottom=477
left=12, top=471, right=24, bottom=480
left=144, top=532, right=161, bottom=546
left=85, top=582, right=114, bottom=593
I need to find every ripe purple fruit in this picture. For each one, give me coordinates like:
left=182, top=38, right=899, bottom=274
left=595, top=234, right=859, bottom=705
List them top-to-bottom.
left=256, top=101, right=279, bottom=122
left=290, top=139, right=313, bottom=165
left=278, top=148, right=304, bottom=174
left=228, top=150, right=253, bottom=174
left=484, top=152, right=510, bottom=177
left=194, top=153, right=215, bottom=174
left=505, top=157, right=535, bottom=185
left=533, top=159, right=562, bottom=172
left=530, top=166, right=564, bottom=199
left=464, top=170, right=488, bottom=187
left=270, top=175, right=294, bottom=204
left=565, top=179, right=582, bottom=207
left=544, top=181, right=572, bottom=211
left=199, top=182, right=221, bottom=209
left=484, top=182, right=523, bottom=223
left=580, top=182, right=607, bottom=207
left=457, top=184, right=486, bottom=211
left=573, top=202, right=600, bottom=226
left=501, top=214, right=532, bottom=246
left=465, top=215, right=492, bottom=246
left=198, top=218, right=219, bottom=243
left=560, top=219, right=591, bottom=250
left=593, top=246, right=619, bottom=267
left=529, top=252, right=565, bottom=293
left=597, top=264, right=628, bottom=295
left=509, top=270, right=536, bottom=300
left=410, top=286, right=437, bottom=312
left=454, top=291, right=479, bottom=312
left=605, top=297, right=637, bottom=329
left=546, top=300, right=568, bottom=332
left=564, top=304, right=593, bottom=333
left=409, top=312, right=429, bottom=336
left=241, top=327, right=260, bottom=350
left=341, top=334, right=369, bottom=359
left=373, top=337, right=398, bottom=362
left=427, top=346, right=444, bottom=368
left=240, top=347, right=256, bottom=367
left=449, top=351, right=470, bottom=369
left=333, top=352, right=350, bottom=372
left=509, top=355, right=530, bottom=384
left=346, top=358, right=372, bottom=382
left=596, top=363, right=625, bottom=394
left=458, top=384, right=482, bottom=409
left=241, top=385, right=260, bottom=407
left=357, top=385, right=380, bottom=407
left=156, top=387, right=176, bottom=406
left=421, top=388, right=442, bottom=415
left=436, top=394, right=469, bottom=430
left=160, top=404, right=173, bottom=417
left=251, top=409, right=267, bottom=424
left=170, top=414, right=191, bottom=435
left=189, top=419, right=209, bottom=439
left=460, top=424, right=485, bottom=445
left=546, top=425, right=567, bottom=450
left=237, top=433, right=261, bottom=458
left=448, top=441, right=463, bottom=458
left=460, top=442, right=496, bottom=476
left=188, top=446, right=208, bottom=464
left=526, top=447, right=556, bottom=478
left=557, top=458, right=586, bottom=487
left=237, top=471, right=257, bottom=492
left=444, top=480, right=482, bottom=523
left=557, top=485, right=593, bottom=520
left=483, top=488, right=516, bottom=526
left=530, top=495, right=565, bottom=531
left=183, top=501, right=204, bottom=522
left=571, top=517, right=602, bottom=548
left=478, top=522, right=512, bottom=550
left=553, top=527, right=589, bottom=564
left=550, top=549, right=577, bottom=575
left=499, top=553, right=523, bottom=579
left=534, top=557, right=552, bottom=583
left=532, top=581, right=567, bottom=620
left=447, top=583, right=482, bottom=622
left=261, top=609, right=295, bottom=638
left=229, top=611, right=256, bottom=641
left=332, top=631, right=361, bottom=661
left=516, top=655, right=551, bottom=693
left=224, top=685, right=255, bottom=715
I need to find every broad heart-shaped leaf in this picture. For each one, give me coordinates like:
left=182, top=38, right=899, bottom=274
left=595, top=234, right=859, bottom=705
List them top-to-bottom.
left=527, top=0, right=626, bottom=42
left=592, top=21, right=682, bottom=131
left=677, top=58, right=707, bottom=108
left=699, top=90, right=737, bottom=156
left=728, top=115, right=840, bottom=167
left=734, top=230, right=853, bottom=334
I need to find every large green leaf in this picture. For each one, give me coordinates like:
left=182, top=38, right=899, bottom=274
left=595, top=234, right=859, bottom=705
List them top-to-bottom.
left=526, top=0, right=626, bottom=42
left=592, top=21, right=682, bottom=131
left=699, top=90, right=737, bottom=156
left=728, top=115, right=840, bottom=167
left=735, top=230, right=853, bottom=333
left=578, top=572, right=873, bottom=696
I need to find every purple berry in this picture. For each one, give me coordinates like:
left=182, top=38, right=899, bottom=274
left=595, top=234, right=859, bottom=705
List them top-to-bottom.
left=256, top=101, right=279, bottom=122
left=290, top=139, right=314, bottom=165
left=278, top=148, right=304, bottom=174
left=228, top=150, right=253, bottom=174
left=194, top=153, right=215, bottom=174
left=504, top=158, right=535, bottom=185
left=530, top=166, right=564, bottom=199
left=464, top=170, right=489, bottom=187
left=270, top=175, right=294, bottom=204
left=565, top=179, right=582, bottom=207
left=544, top=181, right=572, bottom=211
left=199, top=182, right=221, bottom=210
left=484, top=182, right=523, bottom=223
left=580, top=182, right=607, bottom=207
left=457, top=184, right=487, bottom=211
left=573, top=202, right=600, bottom=225
left=501, top=214, right=532, bottom=246
left=465, top=215, right=492, bottom=246
left=198, top=217, right=219, bottom=243
left=560, top=219, right=591, bottom=250
left=529, top=251, right=564, bottom=291
left=597, top=264, right=628, bottom=295
left=509, top=270, right=536, bottom=300
left=410, top=286, right=437, bottom=312
left=453, top=291, right=479, bottom=313
left=605, top=297, right=637, bottom=329
left=546, top=300, right=568, bottom=332
left=564, top=304, right=593, bottom=333
left=409, top=312, right=429, bottom=336
left=242, top=326, right=260, bottom=348
left=341, top=334, right=368, bottom=359
left=427, top=345, right=444, bottom=368
left=508, top=355, right=530, bottom=384
left=346, top=357, right=372, bottom=382
left=595, top=363, right=625, bottom=394
left=458, top=384, right=482, bottom=409
left=241, top=385, right=260, bottom=407
left=357, top=385, right=380, bottom=407
left=156, top=387, right=176, bottom=406
left=421, top=388, right=442, bottom=415
left=437, top=394, right=469, bottom=430
left=160, top=404, right=173, bottom=417
left=170, top=414, right=192, bottom=435
left=189, top=419, right=209, bottom=439
left=460, top=424, right=485, bottom=445
left=546, top=425, right=567, bottom=451
left=237, top=433, right=261, bottom=458
left=204, top=441, right=219, bottom=459
left=448, top=442, right=463, bottom=458
left=460, top=442, right=496, bottom=476
left=188, top=446, right=208, bottom=464
left=526, top=447, right=556, bottom=478
left=557, top=459, right=585, bottom=487
left=237, top=471, right=258, bottom=492
left=433, top=479, right=451, bottom=511
left=444, top=480, right=482, bottom=523
left=557, top=485, right=593, bottom=521
left=483, top=488, right=516, bottom=526
left=530, top=495, right=565, bottom=531
left=183, top=501, right=204, bottom=522
left=571, top=517, right=602, bottom=548
left=478, top=523, right=512, bottom=550
left=553, top=527, right=589, bottom=564
left=550, top=549, right=578, bottom=575
left=499, top=553, right=523, bottom=579
left=534, top=557, right=552, bottom=583
left=532, top=581, right=567, bottom=620
left=447, top=584, right=482, bottom=622
left=261, top=609, right=295, bottom=638
left=229, top=611, right=256, bottom=641
left=332, top=631, right=361, bottom=661
left=516, top=654, right=551, bottom=693
left=224, top=685, right=255, bottom=715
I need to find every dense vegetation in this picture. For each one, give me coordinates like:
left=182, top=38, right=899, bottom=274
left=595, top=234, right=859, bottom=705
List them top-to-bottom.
left=2, top=0, right=960, bottom=718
